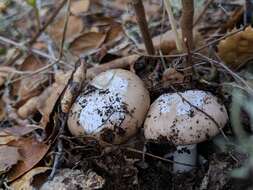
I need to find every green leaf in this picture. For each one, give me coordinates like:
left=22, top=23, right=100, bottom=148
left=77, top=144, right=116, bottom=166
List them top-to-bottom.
left=26, top=0, right=36, bottom=8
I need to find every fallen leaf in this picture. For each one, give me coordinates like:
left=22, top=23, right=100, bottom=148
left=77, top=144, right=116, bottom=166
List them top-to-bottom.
left=70, top=0, right=90, bottom=15
left=48, top=15, right=83, bottom=44
left=104, top=22, right=123, bottom=44
left=218, top=26, right=253, bottom=68
left=138, top=29, right=179, bottom=55
left=69, top=32, right=107, bottom=56
left=86, top=54, right=140, bottom=79
left=13, top=55, right=49, bottom=106
left=162, top=68, right=185, bottom=84
left=38, top=71, right=71, bottom=128
left=17, top=96, right=39, bottom=119
left=0, top=98, right=5, bottom=121
left=3, top=125, right=42, bottom=137
left=0, top=131, right=19, bottom=145
left=7, top=137, right=50, bottom=182
left=0, top=145, right=21, bottom=174
left=10, top=167, right=51, bottom=190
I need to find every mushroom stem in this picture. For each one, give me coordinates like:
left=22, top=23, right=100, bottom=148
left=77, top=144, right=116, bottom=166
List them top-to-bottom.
left=167, top=144, right=197, bottom=173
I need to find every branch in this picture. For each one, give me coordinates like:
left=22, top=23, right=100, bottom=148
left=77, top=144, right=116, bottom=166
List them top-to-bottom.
left=132, top=0, right=155, bottom=55
left=181, top=0, right=194, bottom=50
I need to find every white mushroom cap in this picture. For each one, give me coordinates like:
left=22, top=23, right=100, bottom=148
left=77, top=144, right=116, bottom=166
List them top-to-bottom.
left=68, top=69, right=150, bottom=144
left=144, top=90, right=228, bottom=145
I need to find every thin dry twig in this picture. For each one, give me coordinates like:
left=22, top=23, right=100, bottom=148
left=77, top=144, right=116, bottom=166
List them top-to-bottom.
left=29, top=0, right=68, bottom=44
left=59, top=0, right=71, bottom=59
left=132, top=0, right=155, bottom=55
left=193, top=0, right=214, bottom=26
left=125, top=147, right=197, bottom=167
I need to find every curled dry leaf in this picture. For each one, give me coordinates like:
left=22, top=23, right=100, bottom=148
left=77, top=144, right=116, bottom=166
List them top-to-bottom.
left=70, top=0, right=90, bottom=15
left=48, top=15, right=83, bottom=44
left=218, top=26, right=253, bottom=68
left=138, top=29, right=179, bottom=55
left=69, top=32, right=107, bottom=56
left=86, top=54, right=140, bottom=79
left=13, top=55, right=49, bottom=106
left=61, top=61, right=87, bottom=113
left=162, top=68, right=185, bottom=84
left=18, top=70, right=71, bottom=126
left=38, top=71, right=71, bottom=127
left=17, top=96, right=39, bottom=119
left=3, top=125, right=42, bottom=137
left=7, top=137, right=50, bottom=182
left=0, top=145, right=21, bottom=174
left=10, top=167, right=51, bottom=190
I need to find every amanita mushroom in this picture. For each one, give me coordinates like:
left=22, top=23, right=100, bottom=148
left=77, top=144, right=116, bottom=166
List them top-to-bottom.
left=68, top=69, right=150, bottom=144
left=144, top=90, right=228, bottom=173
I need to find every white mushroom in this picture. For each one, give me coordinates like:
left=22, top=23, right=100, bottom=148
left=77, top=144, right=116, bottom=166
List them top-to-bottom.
left=68, top=69, right=150, bottom=144
left=144, top=90, right=228, bottom=173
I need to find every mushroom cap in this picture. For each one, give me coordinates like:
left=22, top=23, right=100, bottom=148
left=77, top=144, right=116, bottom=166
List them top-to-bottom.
left=68, top=69, right=150, bottom=144
left=144, top=90, right=228, bottom=145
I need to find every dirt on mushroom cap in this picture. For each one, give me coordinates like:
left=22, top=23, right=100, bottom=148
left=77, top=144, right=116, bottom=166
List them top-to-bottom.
left=144, top=90, right=228, bottom=145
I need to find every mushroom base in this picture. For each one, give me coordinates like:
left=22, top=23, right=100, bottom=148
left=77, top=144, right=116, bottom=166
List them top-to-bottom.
left=165, top=144, right=197, bottom=173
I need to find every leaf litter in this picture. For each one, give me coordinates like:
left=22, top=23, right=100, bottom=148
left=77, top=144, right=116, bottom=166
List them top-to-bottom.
left=0, top=0, right=252, bottom=189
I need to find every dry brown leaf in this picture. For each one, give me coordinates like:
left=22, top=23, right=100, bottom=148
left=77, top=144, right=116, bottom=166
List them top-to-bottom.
left=70, top=0, right=90, bottom=15
left=48, top=15, right=83, bottom=43
left=104, top=22, right=123, bottom=44
left=218, top=26, right=253, bottom=68
left=138, top=29, right=179, bottom=55
left=69, top=32, right=107, bottom=56
left=86, top=54, right=140, bottom=79
left=13, top=55, right=49, bottom=106
left=162, top=68, right=185, bottom=84
left=54, top=70, right=72, bottom=84
left=38, top=72, right=71, bottom=127
left=17, top=96, right=39, bottom=119
left=0, top=98, right=5, bottom=121
left=3, top=125, right=42, bottom=137
left=0, top=131, right=19, bottom=145
left=7, top=137, right=50, bottom=182
left=0, top=145, right=21, bottom=174
left=10, top=167, right=50, bottom=190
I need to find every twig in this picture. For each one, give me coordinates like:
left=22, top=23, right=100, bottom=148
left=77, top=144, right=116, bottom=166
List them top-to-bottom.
left=29, top=0, right=68, bottom=44
left=59, top=0, right=71, bottom=59
left=132, top=0, right=155, bottom=55
left=163, top=0, right=183, bottom=51
left=181, top=0, right=194, bottom=50
left=193, top=0, right=214, bottom=27
left=0, top=36, right=67, bottom=66
left=195, top=52, right=253, bottom=95
left=170, top=85, right=230, bottom=143
left=49, top=112, right=67, bottom=179
left=125, top=147, right=197, bottom=167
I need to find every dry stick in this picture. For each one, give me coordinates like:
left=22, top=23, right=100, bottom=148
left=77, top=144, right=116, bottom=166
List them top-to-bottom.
left=29, top=0, right=68, bottom=44
left=49, top=0, right=71, bottom=179
left=59, top=0, right=70, bottom=59
left=132, top=0, right=155, bottom=55
left=163, top=0, right=183, bottom=52
left=181, top=0, right=194, bottom=51
left=193, top=0, right=214, bottom=27
left=133, top=27, right=244, bottom=58
left=125, top=147, right=197, bottom=167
